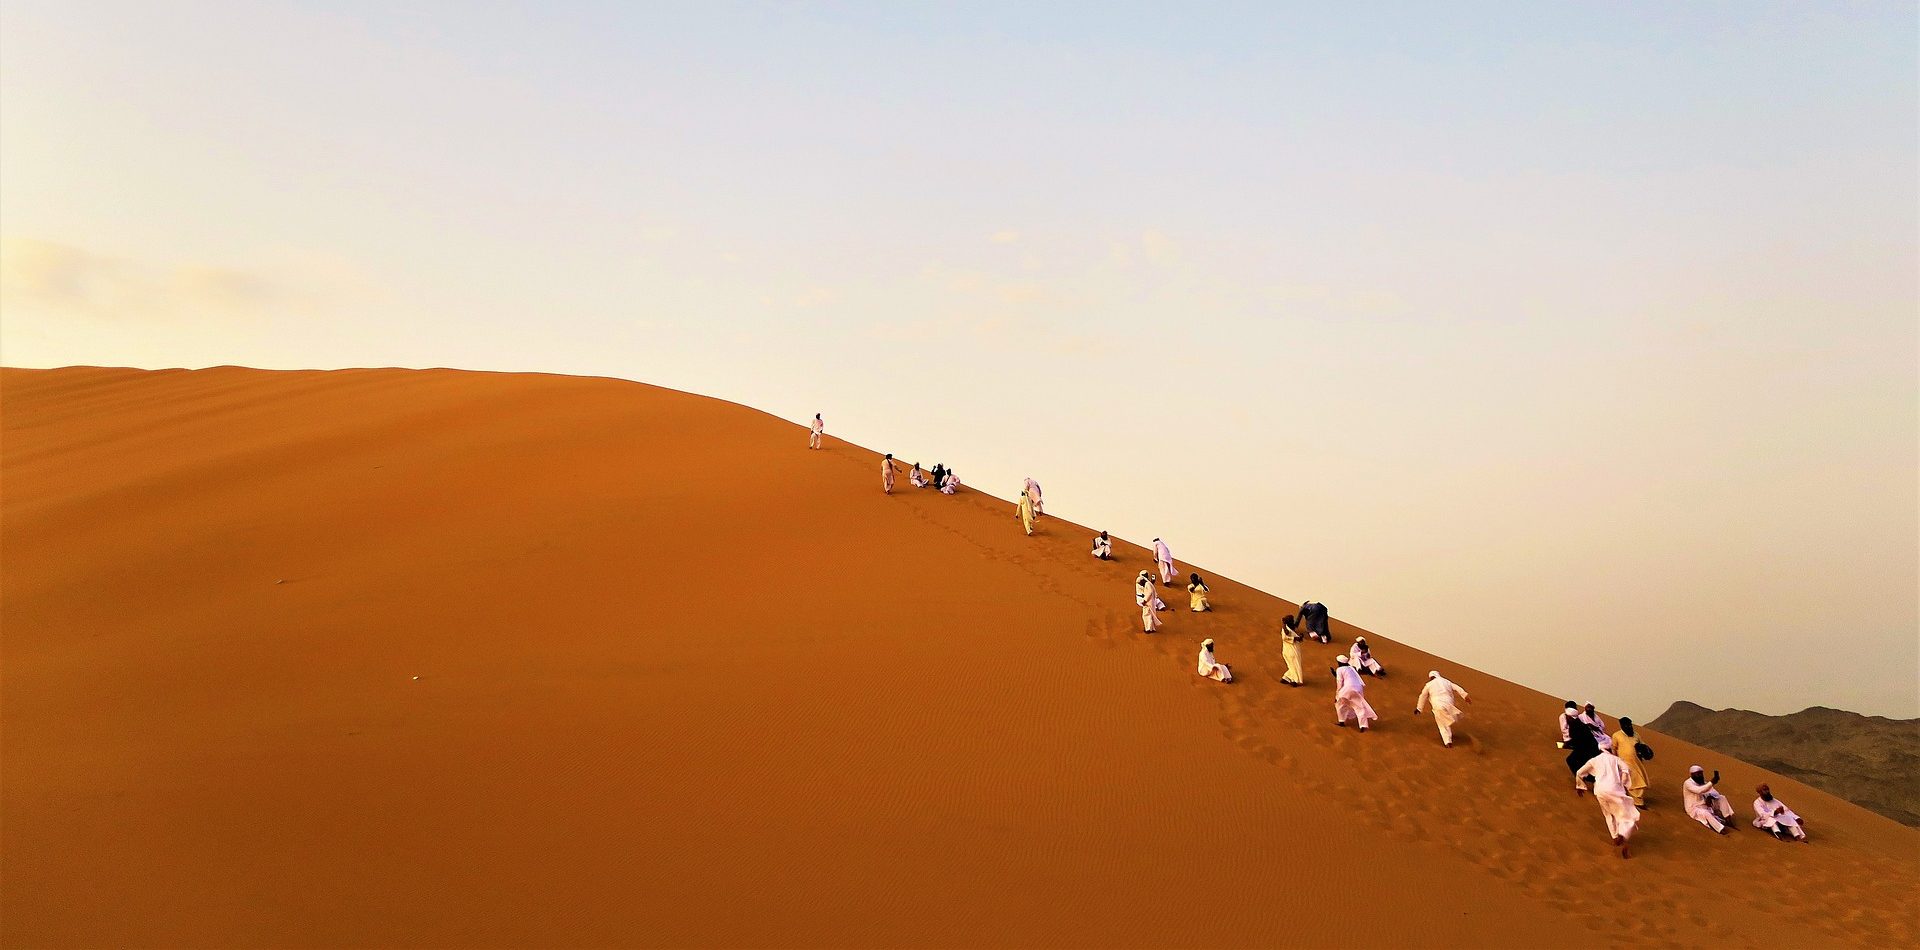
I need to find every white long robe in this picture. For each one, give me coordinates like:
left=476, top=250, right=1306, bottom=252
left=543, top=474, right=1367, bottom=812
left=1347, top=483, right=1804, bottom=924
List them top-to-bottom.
left=809, top=417, right=824, bottom=448
left=881, top=459, right=896, bottom=492
left=909, top=467, right=928, bottom=488
left=1023, top=478, right=1044, bottom=515
left=1091, top=535, right=1112, bottom=559
left=1153, top=540, right=1175, bottom=583
left=1348, top=641, right=1384, bottom=675
left=1197, top=646, right=1233, bottom=682
left=1333, top=665, right=1377, bottom=727
left=1416, top=676, right=1469, bottom=743
left=1576, top=753, right=1641, bottom=840
left=1682, top=777, right=1735, bottom=831
left=1752, top=796, right=1806, bottom=838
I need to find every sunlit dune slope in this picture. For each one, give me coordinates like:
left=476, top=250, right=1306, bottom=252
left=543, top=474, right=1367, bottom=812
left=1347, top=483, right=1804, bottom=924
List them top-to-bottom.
left=3, top=366, right=1914, bottom=948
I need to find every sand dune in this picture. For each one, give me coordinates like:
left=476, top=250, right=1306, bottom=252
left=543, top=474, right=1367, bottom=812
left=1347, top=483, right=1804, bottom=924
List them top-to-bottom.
left=3, top=366, right=1914, bottom=948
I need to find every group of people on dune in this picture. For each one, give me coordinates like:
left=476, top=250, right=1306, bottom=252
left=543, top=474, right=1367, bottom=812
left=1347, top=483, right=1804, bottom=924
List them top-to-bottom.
left=821, top=415, right=1811, bottom=863
left=1561, top=701, right=1809, bottom=859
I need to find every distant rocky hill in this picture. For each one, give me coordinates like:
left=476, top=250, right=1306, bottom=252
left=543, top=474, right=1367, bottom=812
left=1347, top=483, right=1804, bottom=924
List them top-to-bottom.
left=1648, top=701, right=1920, bottom=827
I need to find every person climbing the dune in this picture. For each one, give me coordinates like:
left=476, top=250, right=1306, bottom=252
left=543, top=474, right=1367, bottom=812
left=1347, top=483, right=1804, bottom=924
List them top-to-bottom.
left=809, top=412, right=824, bottom=449
left=881, top=454, right=899, bottom=494
left=1023, top=477, right=1044, bottom=517
left=1016, top=489, right=1035, bottom=536
left=1091, top=531, right=1113, bottom=560
left=1152, top=538, right=1176, bottom=586
left=1136, top=571, right=1165, bottom=634
left=1187, top=573, right=1212, bottom=612
left=1298, top=600, right=1331, bottom=642
left=1279, top=614, right=1305, bottom=687
left=1348, top=636, right=1385, bottom=676
left=1197, top=639, right=1233, bottom=682
left=1332, top=655, right=1377, bottom=732
left=1414, top=670, right=1470, bottom=747
left=1579, top=701, right=1615, bottom=753
left=1562, top=704, right=1602, bottom=783
left=1611, top=717, right=1651, bottom=807
left=1575, top=746, right=1641, bottom=859
left=1683, top=766, right=1737, bottom=834
left=1752, top=784, right=1808, bottom=842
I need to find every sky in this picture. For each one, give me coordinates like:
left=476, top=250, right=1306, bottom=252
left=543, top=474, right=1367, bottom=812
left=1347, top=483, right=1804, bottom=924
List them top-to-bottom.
left=2, top=1, right=1914, bottom=720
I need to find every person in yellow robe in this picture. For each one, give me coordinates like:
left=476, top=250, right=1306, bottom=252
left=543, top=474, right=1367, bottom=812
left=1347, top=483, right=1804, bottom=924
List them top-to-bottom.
left=1016, top=490, right=1035, bottom=536
left=1187, top=573, right=1212, bottom=612
left=1279, top=614, right=1305, bottom=687
left=1612, top=717, right=1651, bottom=806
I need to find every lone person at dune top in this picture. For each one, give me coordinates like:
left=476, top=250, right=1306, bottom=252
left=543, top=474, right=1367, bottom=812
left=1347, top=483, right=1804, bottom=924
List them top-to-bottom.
left=809, top=413, right=824, bottom=449
left=881, top=454, right=899, bottom=494
left=1023, top=477, right=1043, bottom=516
left=1017, top=489, right=1035, bottom=536
left=1091, top=531, right=1113, bottom=560
left=1153, top=538, right=1175, bottom=585
left=1197, top=638, right=1234, bottom=682
left=1333, top=655, right=1377, bottom=732
left=1415, top=670, right=1471, bottom=747
left=1575, top=747, right=1642, bottom=859
left=1684, top=766, right=1738, bottom=834
left=1752, top=784, right=1808, bottom=842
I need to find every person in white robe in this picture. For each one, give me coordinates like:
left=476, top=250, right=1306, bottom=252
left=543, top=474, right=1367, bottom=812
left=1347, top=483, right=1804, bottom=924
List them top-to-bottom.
left=809, top=413, right=824, bottom=449
left=881, top=454, right=899, bottom=494
left=909, top=463, right=928, bottom=488
left=940, top=470, right=961, bottom=494
left=1022, top=477, right=1044, bottom=516
left=1091, top=531, right=1113, bottom=560
left=1152, top=538, right=1175, bottom=585
left=1136, top=571, right=1165, bottom=633
left=1348, top=637, right=1385, bottom=676
left=1197, top=638, right=1233, bottom=682
left=1332, top=656, right=1377, bottom=731
left=1415, top=670, right=1471, bottom=747
left=1575, top=750, right=1641, bottom=858
left=1682, top=766, right=1737, bottom=834
left=1752, top=784, right=1807, bottom=841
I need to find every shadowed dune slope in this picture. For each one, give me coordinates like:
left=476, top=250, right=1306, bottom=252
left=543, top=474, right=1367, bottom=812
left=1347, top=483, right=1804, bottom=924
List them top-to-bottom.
left=3, top=366, right=1915, bottom=949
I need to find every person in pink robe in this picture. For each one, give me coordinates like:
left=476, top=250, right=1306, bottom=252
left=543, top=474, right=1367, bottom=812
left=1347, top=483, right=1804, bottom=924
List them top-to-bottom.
left=881, top=454, right=899, bottom=494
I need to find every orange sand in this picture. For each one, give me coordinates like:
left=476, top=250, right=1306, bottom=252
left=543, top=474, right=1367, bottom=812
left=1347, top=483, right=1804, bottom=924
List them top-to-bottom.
left=3, top=366, right=1914, bottom=948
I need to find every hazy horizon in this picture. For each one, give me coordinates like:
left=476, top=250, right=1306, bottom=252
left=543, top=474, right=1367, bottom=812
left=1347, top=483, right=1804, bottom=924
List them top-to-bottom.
left=3, top=1, right=1914, bottom=720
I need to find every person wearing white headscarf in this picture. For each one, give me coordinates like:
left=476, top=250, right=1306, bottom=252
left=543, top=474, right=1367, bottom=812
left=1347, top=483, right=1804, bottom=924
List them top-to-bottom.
left=809, top=413, right=824, bottom=449
left=1022, top=477, right=1044, bottom=516
left=1016, top=490, right=1035, bottom=536
left=1091, top=531, right=1113, bottom=560
left=1152, top=538, right=1176, bottom=585
left=1136, top=571, right=1165, bottom=633
left=1348, top=637, right=1385, bottom=676
left=1197, top=639, right=1233, bottom=682
left=1332, top=656, right=1377, bottom=731
left=1415, top=671, right=1471, bottom=747
left=1580, top=702, right=1615, bottom=752
left=1575, top=749, right=1641, bottom=859
left=1683, top=766, right=1737, bottom=834
left=1751, top=784, right=1807, bottom=841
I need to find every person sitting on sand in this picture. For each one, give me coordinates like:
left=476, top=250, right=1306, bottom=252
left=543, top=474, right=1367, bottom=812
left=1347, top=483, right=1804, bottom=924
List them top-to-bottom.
left=809, top=412, right=824, bottom=449
left=881, top=453, right=899, bottom=494
left=909, top=462, right=928, bottom=488
left=931, top=463, right=946, bottom=488
left=940, top=469, right=961, bottom=494
left=1023, top=477, right=1044, bottom=516
left=1016, top=489, right=1035, bottom=536
left=1091, top=531, right=1113, bottom=560
left=1153, top=538, right=1176, bottom=586
left=1136, top=571, right=1165, bottom=633
left=1187, top=573, right=1212, bottom=612
left=1279, top=615, right=1305, bottom=687
left=1348, top=636, right=1384, bottom=676
left=1197, top=638, right=1233, bottom=682
left=1332, top=655, right=1377, bottom=731
left=1415, top=670, right=1470, bottom=747
left=1563, top=705, right=1602, bottom=781
left=1611, top=718, right=1651, bottom=807
left=1575, top=747, right=1641, bottom=859
left=1683, top=766, right=1737, bottom=834
left=1752, top=784, right=1807, bottom=842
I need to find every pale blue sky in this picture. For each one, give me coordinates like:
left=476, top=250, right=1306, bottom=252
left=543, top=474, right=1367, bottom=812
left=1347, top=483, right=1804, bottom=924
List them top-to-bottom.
left=3, top=1, right=1915, bottom=718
